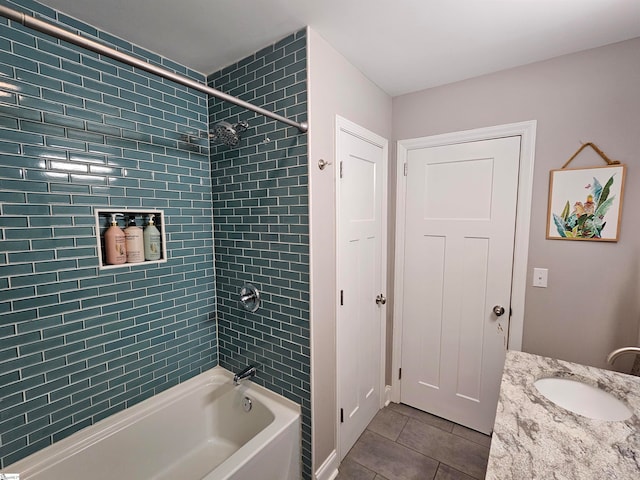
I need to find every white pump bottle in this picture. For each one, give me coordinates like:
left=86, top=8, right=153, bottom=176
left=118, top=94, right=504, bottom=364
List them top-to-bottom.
left=144, top=214, right=161, bottom=261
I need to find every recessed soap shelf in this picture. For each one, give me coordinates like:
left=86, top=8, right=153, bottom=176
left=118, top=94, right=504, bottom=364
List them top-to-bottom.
left=95, top=208, right=167, bottom=270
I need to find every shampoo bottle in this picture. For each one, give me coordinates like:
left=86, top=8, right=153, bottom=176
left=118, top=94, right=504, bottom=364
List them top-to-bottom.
left=104, top=213, right=126, bottom=265
left=144, top=214, right=161, bottom=261
left=124, top=215, right=144, bottom=263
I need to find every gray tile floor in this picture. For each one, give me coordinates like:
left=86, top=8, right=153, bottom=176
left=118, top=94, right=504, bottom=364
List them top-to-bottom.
left=336, top=403, right=492, bottom=480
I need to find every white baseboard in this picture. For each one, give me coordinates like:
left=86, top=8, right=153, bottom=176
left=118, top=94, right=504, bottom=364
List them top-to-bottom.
left=384, top=385, right=392, bottom=406
left=315, top=449, right=339, bottom=480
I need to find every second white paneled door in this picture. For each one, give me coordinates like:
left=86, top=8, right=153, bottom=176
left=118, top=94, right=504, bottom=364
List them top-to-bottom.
left=336, top=117, right=387, bottom=460
left=400, top=136, right=521, bottom=434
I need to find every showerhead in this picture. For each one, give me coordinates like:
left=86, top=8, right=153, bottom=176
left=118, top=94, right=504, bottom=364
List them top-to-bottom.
left=210, top=120, right=249, bottom=147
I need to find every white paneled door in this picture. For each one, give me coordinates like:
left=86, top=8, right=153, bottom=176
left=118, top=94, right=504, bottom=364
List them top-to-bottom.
left=336, top=117, right=387, bottom=460
left=400, top=136, right=521, bottom=434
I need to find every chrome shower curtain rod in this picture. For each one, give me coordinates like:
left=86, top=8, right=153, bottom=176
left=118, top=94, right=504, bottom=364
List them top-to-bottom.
left=0, top=5, right=308, bottom=133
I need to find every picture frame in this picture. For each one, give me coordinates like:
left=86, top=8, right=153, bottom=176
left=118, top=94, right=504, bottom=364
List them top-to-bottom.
left=546, top=164, right=626, bottom=242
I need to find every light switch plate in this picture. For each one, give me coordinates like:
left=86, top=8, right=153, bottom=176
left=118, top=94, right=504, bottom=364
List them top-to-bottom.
left=533, top=268, right=548, bottom=288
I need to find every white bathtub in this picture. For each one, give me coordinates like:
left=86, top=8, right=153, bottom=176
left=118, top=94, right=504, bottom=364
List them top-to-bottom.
left=6, top=366, right=301, bottom=480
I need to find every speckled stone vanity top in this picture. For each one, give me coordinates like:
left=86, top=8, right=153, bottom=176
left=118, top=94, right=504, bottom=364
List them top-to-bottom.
left=486, top=350, right=640, bottom=479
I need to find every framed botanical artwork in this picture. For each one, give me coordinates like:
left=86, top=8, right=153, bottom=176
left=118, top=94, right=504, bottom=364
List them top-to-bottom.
left=546, top=164, right=626, bottom=242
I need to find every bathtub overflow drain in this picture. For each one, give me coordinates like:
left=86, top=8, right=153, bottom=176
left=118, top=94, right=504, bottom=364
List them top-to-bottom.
left=243, top=396, right=252, bottom=412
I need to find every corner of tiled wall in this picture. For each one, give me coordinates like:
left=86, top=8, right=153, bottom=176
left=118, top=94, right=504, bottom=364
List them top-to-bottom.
left=0, top=0, right=217, bottom=467
left=207, top=28, right=311, bottom=479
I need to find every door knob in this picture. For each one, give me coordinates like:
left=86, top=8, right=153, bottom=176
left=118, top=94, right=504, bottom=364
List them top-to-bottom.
left=376, top=294, right=387, bottom=305
left=493, top=305, right=505, bottom=316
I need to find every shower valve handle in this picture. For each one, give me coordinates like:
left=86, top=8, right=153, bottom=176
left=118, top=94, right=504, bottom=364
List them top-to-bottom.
left=239, top=284, right=260, bottom=312
left=240, top=293, right=256, bottom=303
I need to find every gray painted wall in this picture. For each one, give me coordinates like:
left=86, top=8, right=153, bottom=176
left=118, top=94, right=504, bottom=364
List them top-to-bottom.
left=307, top=28, right=392, bottom=472
left=392, top=37, right=640, bottom=371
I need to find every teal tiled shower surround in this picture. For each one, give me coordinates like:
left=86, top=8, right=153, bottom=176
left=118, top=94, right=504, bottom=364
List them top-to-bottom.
left=0, top=0, right=217, bottom=468
left=0, top=0, right=313, bottom=477
left=208, top=30, right=311, bottom=479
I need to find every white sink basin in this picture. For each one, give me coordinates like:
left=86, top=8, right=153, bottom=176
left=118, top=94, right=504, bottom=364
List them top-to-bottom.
left=534, top=377, right=632, bottom=421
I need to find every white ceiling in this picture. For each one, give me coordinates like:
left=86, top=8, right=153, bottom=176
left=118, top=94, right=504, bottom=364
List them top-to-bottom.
left=37, top=0, right=640, bottom=96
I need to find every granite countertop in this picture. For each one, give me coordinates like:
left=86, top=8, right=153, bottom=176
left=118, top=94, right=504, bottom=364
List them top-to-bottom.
left=486, top=350, right=640, bottom=479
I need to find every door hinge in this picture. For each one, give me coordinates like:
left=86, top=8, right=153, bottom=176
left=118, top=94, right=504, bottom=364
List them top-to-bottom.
left=340, top=161, right=343, bottom=178
left=404, top=163, right=407, bottom=176
left=340, top=290, right=344, bottom=306
left=509, top=307, right=513, bottom=317
left=399, top=367, right=402, bottom=380
left=340, top=408, right=344, bottom=423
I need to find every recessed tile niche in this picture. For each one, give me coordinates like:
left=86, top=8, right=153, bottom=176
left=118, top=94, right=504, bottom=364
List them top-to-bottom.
left=95, top=208, right=167, bottom=269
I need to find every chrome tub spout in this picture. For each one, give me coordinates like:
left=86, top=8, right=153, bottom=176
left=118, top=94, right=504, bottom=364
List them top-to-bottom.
left=233, top=365, right=257, bottom=385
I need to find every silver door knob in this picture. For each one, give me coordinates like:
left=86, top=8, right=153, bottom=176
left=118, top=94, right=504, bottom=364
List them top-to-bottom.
left=376, top=294, right=387, bottom=305
left=493, top=305, right=505, bottom=316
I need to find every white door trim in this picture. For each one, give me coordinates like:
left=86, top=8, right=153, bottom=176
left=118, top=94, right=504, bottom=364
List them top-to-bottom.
left=335, top=115, right=388, bottom=458
left=391, top=120, right=536, bottom=403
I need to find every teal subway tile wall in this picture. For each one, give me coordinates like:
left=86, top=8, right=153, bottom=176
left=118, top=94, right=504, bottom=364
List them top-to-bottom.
left=0, top=0, right=217, bottom=467
left=208, top=30, right=311, bottom=479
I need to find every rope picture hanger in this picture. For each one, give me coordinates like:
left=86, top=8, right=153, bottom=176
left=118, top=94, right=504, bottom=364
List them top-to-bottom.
left=562, top=142, right=621, bottom=169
